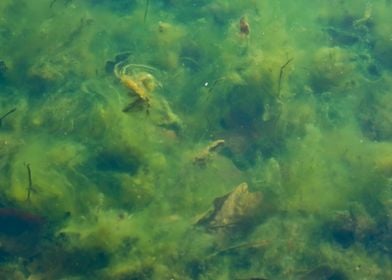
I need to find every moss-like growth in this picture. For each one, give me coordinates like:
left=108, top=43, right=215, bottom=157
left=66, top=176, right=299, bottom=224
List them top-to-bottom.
left=0, top=0, right=391, bottom=279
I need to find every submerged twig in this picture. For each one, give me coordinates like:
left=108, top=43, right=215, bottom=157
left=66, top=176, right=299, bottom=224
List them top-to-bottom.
left=144, top=0, right=150, bottom=23
left=277, top=58, right=293, bottom=96
left=201, top=77, right=226, bottom=105
left=207, top=77, right=226, bottom=95
left=0, top=107, right=16, bottom=127
left=25, top=163, right=35, bottom=202
left=208, top=239, right=269, bottom=258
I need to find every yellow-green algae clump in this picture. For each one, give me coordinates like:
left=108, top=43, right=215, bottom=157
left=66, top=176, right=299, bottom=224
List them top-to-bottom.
left=0, top=0, right=391, bottom=279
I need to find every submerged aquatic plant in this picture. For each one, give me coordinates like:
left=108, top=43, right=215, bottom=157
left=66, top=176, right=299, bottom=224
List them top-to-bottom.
left=0, top=0, right=391, bottom=279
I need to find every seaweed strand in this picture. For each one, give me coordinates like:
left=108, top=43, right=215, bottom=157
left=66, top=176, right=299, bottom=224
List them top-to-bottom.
left=278, top=58, right=293, bottom=96
left=0, top=107, right=16, bottom=127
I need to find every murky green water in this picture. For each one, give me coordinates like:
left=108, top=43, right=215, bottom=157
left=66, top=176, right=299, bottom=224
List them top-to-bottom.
left=0, top=1, right=391, bottom=279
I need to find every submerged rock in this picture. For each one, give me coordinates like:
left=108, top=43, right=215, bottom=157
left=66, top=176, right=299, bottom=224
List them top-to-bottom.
left=196, top=182, right=263, bottom=232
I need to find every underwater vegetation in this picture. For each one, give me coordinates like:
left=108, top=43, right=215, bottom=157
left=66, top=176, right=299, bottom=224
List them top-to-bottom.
left=0, top=0, right=391, bottom=279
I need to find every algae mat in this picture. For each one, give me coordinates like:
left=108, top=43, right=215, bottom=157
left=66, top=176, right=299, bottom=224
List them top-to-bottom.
left=0, top=0, right=391, bottom=279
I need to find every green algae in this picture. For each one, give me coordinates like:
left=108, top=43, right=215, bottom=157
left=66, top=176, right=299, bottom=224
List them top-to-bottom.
left=0, top=0, right=392, bottom=279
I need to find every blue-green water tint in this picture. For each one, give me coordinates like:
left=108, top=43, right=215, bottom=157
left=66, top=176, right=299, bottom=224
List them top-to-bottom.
left=0, top=0, right=391, bottom=279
